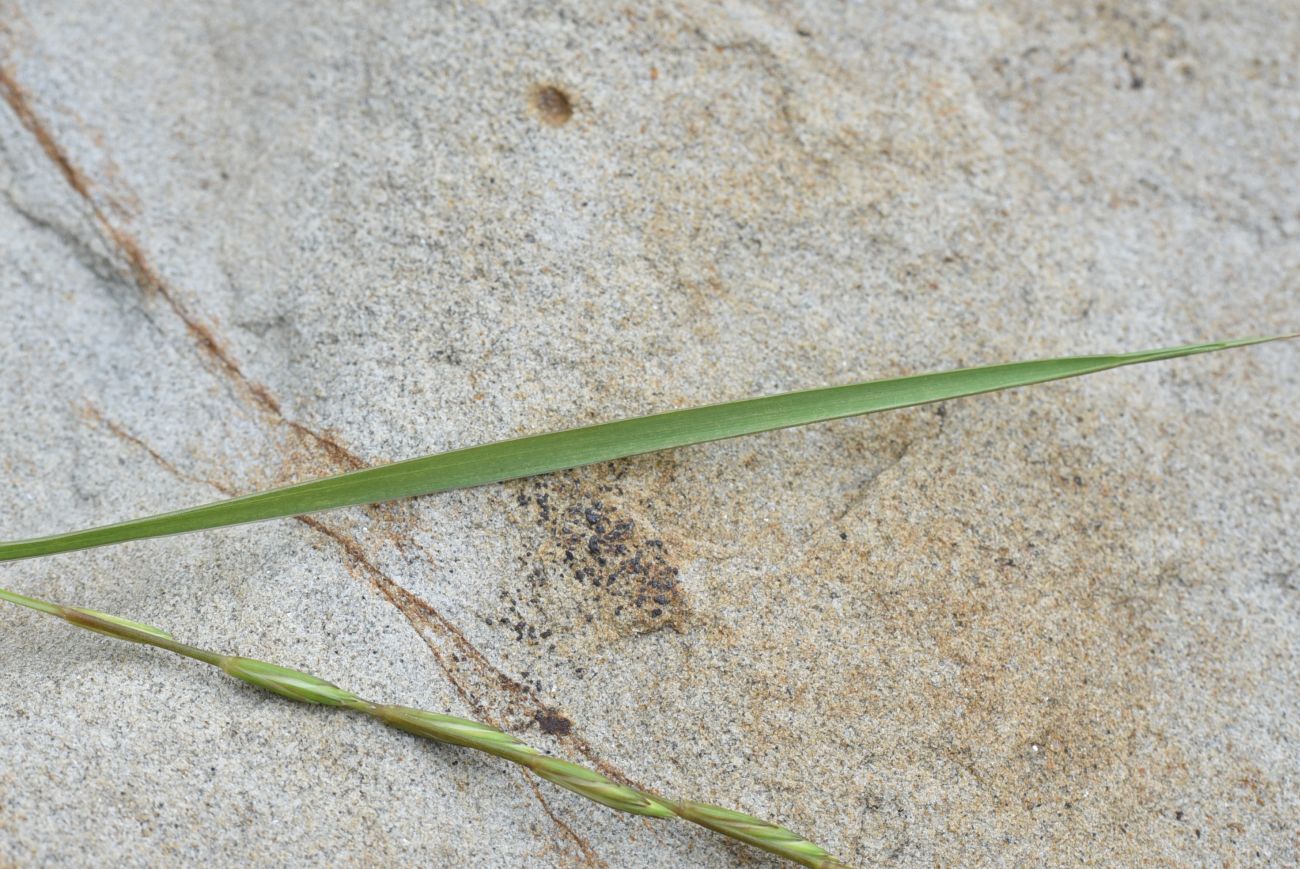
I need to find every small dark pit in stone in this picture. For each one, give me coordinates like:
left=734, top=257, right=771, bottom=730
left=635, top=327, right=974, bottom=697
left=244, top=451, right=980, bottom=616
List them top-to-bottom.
left=531, top=84, right=573, bottom=126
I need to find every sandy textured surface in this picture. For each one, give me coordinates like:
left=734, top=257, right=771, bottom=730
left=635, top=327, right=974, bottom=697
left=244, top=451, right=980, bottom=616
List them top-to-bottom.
left=1, top=2, right=1297, bottom=866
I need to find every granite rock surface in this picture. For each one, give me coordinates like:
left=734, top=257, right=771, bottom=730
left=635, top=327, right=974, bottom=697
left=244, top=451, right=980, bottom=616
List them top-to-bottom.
left=1, top=2, right=1297, bottom=866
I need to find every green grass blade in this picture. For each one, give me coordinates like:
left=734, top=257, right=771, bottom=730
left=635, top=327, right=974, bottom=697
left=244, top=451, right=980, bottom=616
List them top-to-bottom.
left=0, top=335, right=1290, bottom=562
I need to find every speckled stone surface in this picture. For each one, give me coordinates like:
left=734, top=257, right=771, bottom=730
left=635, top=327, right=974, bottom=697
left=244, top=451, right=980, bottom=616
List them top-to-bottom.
left=1, top=2, right=1297, bottom=866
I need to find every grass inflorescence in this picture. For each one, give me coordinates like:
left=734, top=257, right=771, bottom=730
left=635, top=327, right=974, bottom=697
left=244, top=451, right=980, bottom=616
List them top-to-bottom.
left=0, top=585, right=848, bottom=868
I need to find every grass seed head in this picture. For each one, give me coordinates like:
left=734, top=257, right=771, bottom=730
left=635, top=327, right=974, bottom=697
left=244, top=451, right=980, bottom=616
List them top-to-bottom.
left=220, top=657, right=362, bottom=706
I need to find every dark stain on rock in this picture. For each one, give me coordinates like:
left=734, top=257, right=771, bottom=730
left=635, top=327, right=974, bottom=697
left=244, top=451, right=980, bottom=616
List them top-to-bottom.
left=530, top=84, right=573, bottom=126
left=499, top=469, right=688, bottom=651
left=535, top=709, right=574, bottom=736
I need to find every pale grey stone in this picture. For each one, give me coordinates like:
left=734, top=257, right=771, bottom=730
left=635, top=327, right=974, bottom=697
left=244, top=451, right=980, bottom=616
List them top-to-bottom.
left=1, top=2, right=1297, bottom=866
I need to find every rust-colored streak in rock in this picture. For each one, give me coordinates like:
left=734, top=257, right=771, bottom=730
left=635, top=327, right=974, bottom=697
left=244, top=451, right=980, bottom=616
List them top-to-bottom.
left=0, top=65, right=361, bottom=474
left=0, top=65, right=91, bottom=200
left=79, top=402, right=234, bottom=496
left=521, top=775, right=607, bottom=868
